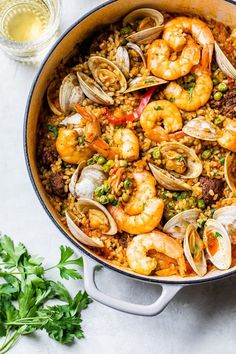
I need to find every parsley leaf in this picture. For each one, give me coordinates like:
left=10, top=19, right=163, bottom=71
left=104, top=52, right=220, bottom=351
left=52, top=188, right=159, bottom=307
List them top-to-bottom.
left=168, top=97, right=175, bottom=102
left=154, top=105, right=164, bottom=111
left=0, top=236, right=90, bottom=353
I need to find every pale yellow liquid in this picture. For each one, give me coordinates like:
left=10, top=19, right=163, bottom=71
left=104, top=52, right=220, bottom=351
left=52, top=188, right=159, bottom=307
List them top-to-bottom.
left=2, top=1, right=50, bottom=42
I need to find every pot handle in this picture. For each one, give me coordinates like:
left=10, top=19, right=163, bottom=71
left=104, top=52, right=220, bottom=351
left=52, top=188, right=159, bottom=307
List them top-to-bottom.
left=83, top=257, right=183, bottom=316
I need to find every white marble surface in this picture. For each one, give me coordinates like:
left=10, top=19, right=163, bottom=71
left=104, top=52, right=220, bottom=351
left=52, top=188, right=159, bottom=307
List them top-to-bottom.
left=1, top=1, right=236, bottom=353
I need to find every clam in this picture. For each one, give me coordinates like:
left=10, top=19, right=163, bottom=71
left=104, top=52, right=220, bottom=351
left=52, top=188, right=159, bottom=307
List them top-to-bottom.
left=123, top=8, right=164, bottom=44
left=126, top=42, right=146, bottom=67
left=215, top=42, right=236, bottom=79
left=115, top=46, right=130, bottom=78
left=88, top=56, right=127, bottom=93
left=77, top=71, right=114, bottom=105
left=59, top=73, right=84, bottom=113
left=125, top=76, right=167, bottom=93
left=47, top=79, right=62, bottom=116
left=182, top=117, right=219, bottom=141
left=159, top=142, right=202, bottom=179
left=224, top=152, right=236, bottom=195
left=149, top=163, right=192, bottom=191
left=69, top=164, right=106, bottom=199
left=65, top=198, right=118, bottom=248
left=214, top=205, right=236, bottom=244
left=163, top=209, right=200, bottom=239
left=203, top=219, right=231, bottom=270
left=184, top=224, right=207, bottom=276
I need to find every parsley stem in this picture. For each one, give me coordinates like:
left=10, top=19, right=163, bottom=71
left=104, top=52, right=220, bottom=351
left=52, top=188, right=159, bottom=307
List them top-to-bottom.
left=0, top=330, right=20, bottom=353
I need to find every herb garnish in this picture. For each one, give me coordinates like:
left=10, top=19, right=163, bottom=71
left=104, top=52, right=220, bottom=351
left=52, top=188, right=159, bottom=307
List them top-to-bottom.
left=144, top=79, right=155, bottom=84
left=168, top=97, right=175, bottom=102
left=154, top=105, right=164, bottom=111
left=47, top=124, right=58, bottom=138
left=214, top=231, right=222, bottom=239
left=0, top=235, right=91, bottom=353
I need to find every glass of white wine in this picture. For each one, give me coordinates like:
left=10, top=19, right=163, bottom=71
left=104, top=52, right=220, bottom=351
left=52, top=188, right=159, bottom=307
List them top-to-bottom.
left=0, top=0, right=61, bottom=63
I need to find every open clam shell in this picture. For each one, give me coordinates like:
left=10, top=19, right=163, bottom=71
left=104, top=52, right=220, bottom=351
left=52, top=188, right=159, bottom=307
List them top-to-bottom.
left=123, top=8, right=164, bottom=44
left=126, top=42, right=146, bottom=67
left=215, top=42, right=236, bottom=79
left=115, top=46, right=130, bottom=78
left=88, top=56, right=127, bottom=93
left=77, top=71, right=114, bottom=105
left=59, top=73, right=84, bottom=113
left=125, top=76, right=167, bottom=93
left=47, top=79, right=62, bottom=116
left=182, top=117, right=219, bottom=141
left=160, top=142, right=202, bottom=179
left=224, top=152, right=236, bottom=195
left=149, top=163, right=192, bottom=191
left=69, top=164, right=106, bottom=199
left=65, top=198, right=118, bottom=247
left=77, top=198, right=117, bottom=235
left=214, top=205, right=236, bottom=244
left=163, top=209, right=200, bottom=239
left=66, top=211, right=104, bottom=247
left=203, top=219, right=231, bottom=270
left=184, top=224, right=207, bottom=276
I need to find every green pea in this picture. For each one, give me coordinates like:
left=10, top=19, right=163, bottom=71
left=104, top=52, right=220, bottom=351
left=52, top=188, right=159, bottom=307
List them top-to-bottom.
left=213, top=78, right=219, bottom=86
left=217, top=82, right=228, bottom=92
left=214, top=91, right=223, bottom=101
left=214, top=117, right=223, bottom=125
left=101, top=133, right=109, bottom=142
left=151, top=149, right=161, bottom=159
left=201, top=150, right=212, bottom=159
left=97, top=156, right=107, bottom=165
left=219, top=157, right=225, bottom=165
left=87, top=158, right=95, bottom=165
left=106, top=160, right=115, bottom=168
left=120, top=160, right=128, bottom=167
left=102, top=164, right=110, bottom=173
left=124, top=178, right=131, bottom=189
left=103, top=181, right=111, bottom=193
left=95, top=186, right=105, bottom=197
left=177, top=191, right=188, bottom=200
left=172, top=192, right=179, bottom=199
left=122, top=193, right=130, bottom=202
left=108, top=194, right=115, bottom=203
left=99, top=195, right=110, bottom=204
left=189, top=196, right=197, bottom=207
left=198, top=199, right=206, bottom=210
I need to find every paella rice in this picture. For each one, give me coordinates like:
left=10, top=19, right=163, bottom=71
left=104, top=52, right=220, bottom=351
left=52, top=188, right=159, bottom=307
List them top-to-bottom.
left=37, top=9, right=236, bottom=277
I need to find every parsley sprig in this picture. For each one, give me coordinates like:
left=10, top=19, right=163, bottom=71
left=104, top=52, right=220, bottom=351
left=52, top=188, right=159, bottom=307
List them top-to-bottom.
left=0, top=235, right=91, bottom=353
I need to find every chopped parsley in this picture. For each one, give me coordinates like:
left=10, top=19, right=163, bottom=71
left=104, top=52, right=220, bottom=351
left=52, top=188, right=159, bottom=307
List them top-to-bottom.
left=120, top=25, right=132, bottom=35
left=144, top=79, right=155, bottom=84
left=189, top=86, right=194, bottom=102
left=168, top=97, right=175, bottom=102
left=154, top=105, right=164, bottom=111
left=47, top=124, right=58, bottom=138
left=175, top=155, right=185, bottom=162
left=214, top=231, right=223, bottom=239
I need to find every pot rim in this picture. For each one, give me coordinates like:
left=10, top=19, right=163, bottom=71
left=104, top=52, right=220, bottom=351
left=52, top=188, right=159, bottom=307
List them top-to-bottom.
left=23, top=0, right=236, bottom=286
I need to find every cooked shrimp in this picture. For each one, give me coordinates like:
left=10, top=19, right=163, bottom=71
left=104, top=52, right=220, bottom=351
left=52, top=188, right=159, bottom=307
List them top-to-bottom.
left=163, top=17, right=214, bottom=71
left=147, top=36, right=200, bottom=80
left=163, top=66, right=213, bottom=111
left=140, top=100, right=183, bottom=142
left=75, top=104, right=140, bottom=160
left=218, top=119, right=236, bottom=152
left=56, top=127, right=92, bottom=164
left=113, top=128, right=139, bottom=161
left=109, top=170, right=164, bottom=234
left=124, top=171, right=157, bottom=215
left=108, top=198, right=164, bottom=234
left=126, top=231, right=186, bottom=276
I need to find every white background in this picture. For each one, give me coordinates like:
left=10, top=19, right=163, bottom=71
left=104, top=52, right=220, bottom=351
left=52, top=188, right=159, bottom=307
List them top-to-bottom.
left=1, top=0, right=236, bottom=353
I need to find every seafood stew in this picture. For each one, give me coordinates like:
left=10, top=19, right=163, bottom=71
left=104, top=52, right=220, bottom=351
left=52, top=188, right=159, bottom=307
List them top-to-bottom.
left=37, top=8, right=236, bottom=279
